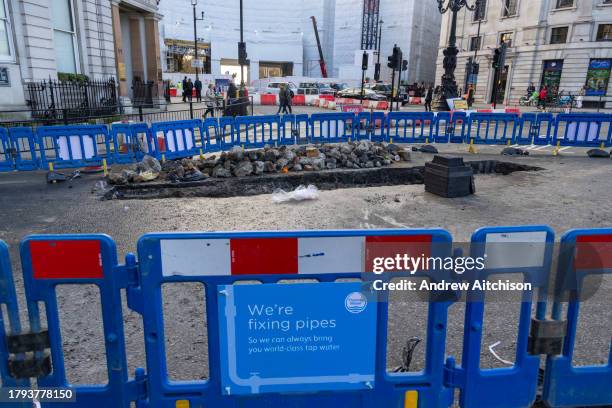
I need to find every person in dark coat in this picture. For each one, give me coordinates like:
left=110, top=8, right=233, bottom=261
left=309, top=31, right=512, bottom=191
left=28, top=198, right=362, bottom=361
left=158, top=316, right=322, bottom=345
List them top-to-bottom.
left=181, top=76, right=188, bottom=102
left=185, top=78, right=194, bottom=102
left=194, top=78, right=203, bottom=103
left=277, top=84, right=288, bottom=114
left=467, top=84, right=475, bottom=109
left=283, top=85, right=293, bottom=114
left=424, top=85, right=433, bottom=112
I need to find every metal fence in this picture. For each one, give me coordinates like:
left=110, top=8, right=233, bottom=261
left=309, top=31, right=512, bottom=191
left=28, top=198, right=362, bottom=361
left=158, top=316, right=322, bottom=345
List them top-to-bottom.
left=25, top=78, right=118, bottom=120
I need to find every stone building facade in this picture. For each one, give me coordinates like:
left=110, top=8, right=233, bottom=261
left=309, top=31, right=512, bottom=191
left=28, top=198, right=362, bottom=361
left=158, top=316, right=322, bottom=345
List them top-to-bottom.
left=0, top=0, right=162, bottom=110
left=435, top=0, right=612, bottom=108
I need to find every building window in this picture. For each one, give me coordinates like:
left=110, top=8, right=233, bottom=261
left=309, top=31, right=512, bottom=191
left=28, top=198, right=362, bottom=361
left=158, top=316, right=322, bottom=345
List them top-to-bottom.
left=0, top=0, right=12, bottom=60
left=52, top=0, right=78, bottom=74
left=473, top=0, right=487, bottom=21
left=502, top=0, right=518, bottom=17
left=555, top=0, right=574, bottom=8
left=597, top=24, right=612, bottom=41
left=550, top=27, right=569, bottom=44
left=499, top=32, right=513, bottom=47
left=469, top=36, right=482, bottom=51
left=164, top=39, right=211, bottom=74
left=585, top=59, right=611, bottom=95
left=541, top=60, right=564, bottom=94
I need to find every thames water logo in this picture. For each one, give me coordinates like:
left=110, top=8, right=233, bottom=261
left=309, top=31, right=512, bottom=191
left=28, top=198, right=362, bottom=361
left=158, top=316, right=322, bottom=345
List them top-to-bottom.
left=345, top=292, right=367, bottom=314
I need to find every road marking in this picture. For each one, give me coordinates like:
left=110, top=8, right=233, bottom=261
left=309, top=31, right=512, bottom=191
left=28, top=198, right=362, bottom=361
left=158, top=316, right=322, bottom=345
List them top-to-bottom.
left=532, top=144, right=552, bottom=151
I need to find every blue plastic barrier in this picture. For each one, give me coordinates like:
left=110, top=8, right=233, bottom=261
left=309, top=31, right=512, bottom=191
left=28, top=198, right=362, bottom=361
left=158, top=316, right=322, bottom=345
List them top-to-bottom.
left=355, top=111, right=387, bottom=141
left=387, top=112, right=434, bottom=144
left=433, top=112, right=467, bottom=144
left=310, top=113, right=355, bottom=143
left=466, top=113, right=520, bottom=145
left=516, top=113, right=554, bottom=146
left=553, top=113, right=612, bottom=148
left=280, top=114, right=309, bottom=145
left=234, top=115, right=281, bottom=148
left=219, top=116, right=237, bottom=149
left=150, top=120, right=202, bottom=160
left=111, top=123, right=146, bottom=164
left=36, top=125, right=111, bottom=168
left=0, top=127, right=12, bottom=171
left=6, top=127, right=39, bottom=171
left=459, top=226, right=555, bottom=407
left=543, top=228, right=612, bottom=407
left=132, top=229, right=455, bottom=407
left=19, top=235, right=139, bottom=407
left=0, top=241, right=29, bottom=389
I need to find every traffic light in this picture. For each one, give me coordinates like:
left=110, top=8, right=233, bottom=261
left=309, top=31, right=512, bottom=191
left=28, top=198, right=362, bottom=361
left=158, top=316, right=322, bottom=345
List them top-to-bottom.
left=238, top=41, right=248, bottom=66
left=387, top=45, right=401, bottom=69
left=492, top=48, right=500, bottom=69
left=362, top=52, right=369, bottom=71
left=402, top=59, right=408, bottom=72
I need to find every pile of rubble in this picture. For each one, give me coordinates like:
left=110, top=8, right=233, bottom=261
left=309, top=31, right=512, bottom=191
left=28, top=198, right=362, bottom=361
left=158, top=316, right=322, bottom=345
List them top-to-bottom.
left=106, top=141, right=411, bottom=185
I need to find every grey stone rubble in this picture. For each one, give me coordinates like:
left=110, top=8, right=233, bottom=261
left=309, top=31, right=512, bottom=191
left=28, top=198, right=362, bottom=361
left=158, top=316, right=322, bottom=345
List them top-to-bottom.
left=106, top=141, right=411, bottom=185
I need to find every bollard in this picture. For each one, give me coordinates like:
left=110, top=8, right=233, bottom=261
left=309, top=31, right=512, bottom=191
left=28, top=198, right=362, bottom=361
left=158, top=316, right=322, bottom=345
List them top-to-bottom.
left=468, top=138, right=477, bottom=154
left=552, top=141, right=561, bottom=156
left=199, top=149, right=204, bottom=160
left=161, top=154, right=166, bottom=163
left=102, top=159, right=108, bottom=177
left=48, top=162, right=56, bottom=184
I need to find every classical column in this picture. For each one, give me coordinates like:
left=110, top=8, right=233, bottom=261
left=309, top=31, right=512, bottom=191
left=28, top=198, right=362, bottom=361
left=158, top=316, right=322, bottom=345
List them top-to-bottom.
left=111, top=2, right=129, bottom=102
left=144, top=14, right=166, bottom=108
left=129, top=15, right=145, bottom=83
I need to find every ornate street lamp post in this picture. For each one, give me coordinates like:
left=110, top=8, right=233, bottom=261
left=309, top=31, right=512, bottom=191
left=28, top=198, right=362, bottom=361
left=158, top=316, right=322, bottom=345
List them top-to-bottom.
left=432, top=0, right=479, bottom=111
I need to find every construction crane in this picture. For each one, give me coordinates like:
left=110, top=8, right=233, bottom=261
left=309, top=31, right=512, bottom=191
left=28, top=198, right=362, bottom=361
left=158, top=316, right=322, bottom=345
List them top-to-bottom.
left=310, top=16, right=328, bottom=78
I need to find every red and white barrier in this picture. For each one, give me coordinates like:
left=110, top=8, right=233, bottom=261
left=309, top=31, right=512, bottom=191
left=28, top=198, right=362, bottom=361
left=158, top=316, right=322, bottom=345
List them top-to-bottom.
left=260, top=94, right=277, bottom=106
left=159, top=235, right=432, bottom=277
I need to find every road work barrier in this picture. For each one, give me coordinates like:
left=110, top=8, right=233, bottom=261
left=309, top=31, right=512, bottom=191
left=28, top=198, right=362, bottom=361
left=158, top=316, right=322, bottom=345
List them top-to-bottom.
left=0, top=112, right=610, bottom=172
left=0, top=225, right=610, bottom=407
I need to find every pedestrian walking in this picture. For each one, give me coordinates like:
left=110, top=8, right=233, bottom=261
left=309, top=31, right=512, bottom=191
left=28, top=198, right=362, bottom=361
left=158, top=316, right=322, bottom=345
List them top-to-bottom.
left=181, top=76, right=188, bottom=102
left=185, top=78, right=194, bottom=102
left=195, top=78, right=203, bottom=103
left=204, top=84, right=216, bottom=118
left=277, top=84, right=288, bottom=114
left=283, top=84, right=293, bottom=114
left=467, top=84, right=475, bottom=109
left=424, top=85, right=433, bottom=112
left=538, top=86, right=548, bottom=110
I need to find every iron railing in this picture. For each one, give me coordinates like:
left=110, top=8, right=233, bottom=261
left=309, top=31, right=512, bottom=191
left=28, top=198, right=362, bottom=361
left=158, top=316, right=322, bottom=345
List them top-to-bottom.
left=25, top=78, right=118, bottom=120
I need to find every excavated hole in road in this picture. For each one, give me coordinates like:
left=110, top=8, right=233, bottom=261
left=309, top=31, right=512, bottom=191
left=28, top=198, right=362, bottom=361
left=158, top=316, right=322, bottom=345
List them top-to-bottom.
left=105, top=160, right=542, bottom=200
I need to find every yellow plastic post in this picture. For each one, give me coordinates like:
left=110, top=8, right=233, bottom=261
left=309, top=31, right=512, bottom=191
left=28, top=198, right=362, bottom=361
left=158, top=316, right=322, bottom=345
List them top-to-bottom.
left=390, top=137, right=393, bottom=144
left=425, top=137, right=429, bottom=144
left=468, top=139, right=477, bottom=154
left=507, top=139, right=511, bottom=146
left=552, top=141, right=561, bottom=156
left=601, top=142, right=605, bottom=150
left=199, top=149, right=204, bottom=160
left=161, top=154, right=166, bottom=163
left=102, top=159, right=108, bottom=177
left=48, top=162, right=54, bottom=172
left=404, top=390, right=418, bottom=408
left=175, top=400, right=189, bottom=408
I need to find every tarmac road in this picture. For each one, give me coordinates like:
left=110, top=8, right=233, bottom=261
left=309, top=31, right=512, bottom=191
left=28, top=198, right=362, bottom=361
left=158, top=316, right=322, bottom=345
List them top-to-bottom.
left=0, top=147, right=610, bottom=389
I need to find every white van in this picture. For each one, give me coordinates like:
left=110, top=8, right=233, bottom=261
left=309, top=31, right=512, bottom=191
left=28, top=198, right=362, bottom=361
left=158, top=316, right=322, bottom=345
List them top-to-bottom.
left=262, top=82, right=298, bottom=96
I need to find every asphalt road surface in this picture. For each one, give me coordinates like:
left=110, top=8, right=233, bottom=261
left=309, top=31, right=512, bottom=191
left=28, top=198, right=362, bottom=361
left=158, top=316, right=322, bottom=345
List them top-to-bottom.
left=0, top=146, right=610, bottom=389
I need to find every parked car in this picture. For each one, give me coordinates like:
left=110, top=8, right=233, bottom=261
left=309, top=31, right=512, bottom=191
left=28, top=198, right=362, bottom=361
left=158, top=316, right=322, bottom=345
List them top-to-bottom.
left=262, top=82, right=298, bottom=97
left=298, top=82, right=321, bottom=95
left=365, top=83, right=408, bottom=102
left=337, top=87, right=387, bottom=101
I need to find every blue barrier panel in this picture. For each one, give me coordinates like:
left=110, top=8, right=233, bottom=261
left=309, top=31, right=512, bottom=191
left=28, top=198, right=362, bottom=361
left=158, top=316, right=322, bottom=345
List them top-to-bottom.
left=355, top=111, right=387, bottom=141
left=387, top=112, right=434, bottom=144
left=433, top=112, right=467, bottom=144
left=310, top=113, right=355, bottom=143
left=466, top=113, right=519, bottom=145
left=516, top=113, right=554, bottom=146
left=553, top=113, right=612, bottom=148
left=280, top=114, right=309, bottom=145
left=234, top=115, right=281, bottom=148
left=219, top=116, right=237, bottom=150
left=203, top=117, right=222, bottom=152
left=150, top=120, right=202, bottom=160
left=130, top=122, right=157, bottom=157
left=111, top=123, right=146, bottom=164
left=37, top=125, right=111, bottom=168
left=0, top=127, right=12, bottom=171
left=8, top=127, right=39, bottom=170
left=459, top=226, right=555, bottom=408
left=543, top=228, right=612, bottom=407
left=131, top=229, right=456, bottom=407
left=19, top=235, right=139, bottom=407
left=0, top=240, right=30, bottom=391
